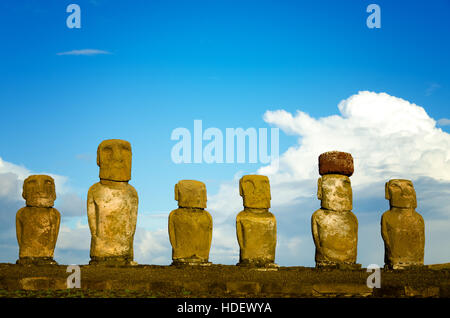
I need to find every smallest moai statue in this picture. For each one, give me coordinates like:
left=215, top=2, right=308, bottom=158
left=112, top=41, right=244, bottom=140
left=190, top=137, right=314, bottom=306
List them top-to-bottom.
left=311, top=151, right=360, bottom=269
left=16, top=175, right=61, bottom=265
left=236, top=175, right=278, bottom=269
left=381, top=179, right=425, bottom=270
left=169, top=180, right=213, bottom=266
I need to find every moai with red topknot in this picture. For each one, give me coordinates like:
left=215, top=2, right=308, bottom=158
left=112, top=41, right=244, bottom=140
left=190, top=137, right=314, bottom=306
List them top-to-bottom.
left=311, top=151, right=360, bottom=269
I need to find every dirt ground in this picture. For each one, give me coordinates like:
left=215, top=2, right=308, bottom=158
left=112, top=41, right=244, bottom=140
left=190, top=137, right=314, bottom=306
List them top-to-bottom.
left=0, top=263, right=449, bottom=298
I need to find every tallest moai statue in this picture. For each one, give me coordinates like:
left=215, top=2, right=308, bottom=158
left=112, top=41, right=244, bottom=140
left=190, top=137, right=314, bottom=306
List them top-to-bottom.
left=87, top=139, right=139, bottom=265
left=311, top=151, right=360, bottom=269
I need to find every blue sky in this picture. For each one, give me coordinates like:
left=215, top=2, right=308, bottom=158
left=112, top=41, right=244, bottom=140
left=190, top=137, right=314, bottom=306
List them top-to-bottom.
left=0, top=0, right=449, bottom=266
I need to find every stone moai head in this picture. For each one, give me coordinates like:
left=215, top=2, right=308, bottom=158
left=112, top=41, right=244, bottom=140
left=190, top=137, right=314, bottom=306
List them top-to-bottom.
left=97, top=139, right=132, bottom=182
left=317, top=151, right=354, bottom=211
left=22, top=175, right=56, bottom=208
left=239, top=175, right=271, bottom=209
left=317, top=175, right=352, bottom=211
left=385, top=179, right=417, bottom=209
left=175, top=180, right=207, bottom=209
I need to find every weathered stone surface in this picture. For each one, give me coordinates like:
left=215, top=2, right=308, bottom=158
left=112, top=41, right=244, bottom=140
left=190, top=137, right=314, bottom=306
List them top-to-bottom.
left=88, top=139, right=138, bottom=265
left=97, top=139, right=132, bottom=182
left=319, top=151, right=354, bottom=177
left=22, top=174, right=57, bottom=208
left=312, top=174, right=358, bottom=267
left=318, top=174, right=352, bottom=211
left=16, top=175, right=60, bottom=265
left=237, top=175, right=277, bottom=267
left=240, top=175, right=271, bottom=209
left=381, top=179, right=425, bottom=269
left=169, top=180, right=212, bottom=265
left=175, top=180, right=207, bottom=209
left=312, top=209, right=358, bottom=266
left=427, top=263, right=450, bottom=270
left=1, top=264, right=449, bottom=298
left=19, top=277, right=67, bottom=290
left=226, top=281, right=261, bottom=295
left=312, top=283, right=372, bottom=297
left=404, top=286, right=439, bottom=297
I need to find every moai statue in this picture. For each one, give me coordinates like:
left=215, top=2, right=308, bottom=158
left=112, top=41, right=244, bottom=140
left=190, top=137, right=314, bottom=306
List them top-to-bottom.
left=87, top=139, right=139, bottom=265
left=311, top=151, right=360, bottom=269
left=16, top=175, right=61, bottom=265
left=236, top=175, right=277, bottom=268
left=381, top=179, right=425, bottom=269
left=168, top=180, right=213, bottom=265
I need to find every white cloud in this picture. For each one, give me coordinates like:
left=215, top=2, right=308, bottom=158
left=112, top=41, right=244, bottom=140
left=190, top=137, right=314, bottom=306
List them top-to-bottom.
left=56, top=49, right=111, bottom=56
left=261, top=91, right=450, bottom=187
left=437, top=118, right=450, bottom=126
left=0, top=157, right=74, bottom=200
left=55, top=193, right=85, bottom=217
left=56, top=223, right=90, bottom=251
left=134, top=227, right=172, bottom=265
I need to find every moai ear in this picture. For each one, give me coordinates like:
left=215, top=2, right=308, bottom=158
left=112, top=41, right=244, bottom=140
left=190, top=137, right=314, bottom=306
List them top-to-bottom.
left=96, top=149, right=100, bottom=167
left=22, top=177, right=30, bottom=201
left=317, top=177, right=322, bottom=200
left=50, top=179, right=57, bottom=201
left=239, top=179, right=243, bottom=197
left=385, top=181, right=390, bottom=200
left=409, top=181, right=418, bottom=209
left=174, top=183, right=179, bottom=201
left=22, top=184, right=27, bottom=201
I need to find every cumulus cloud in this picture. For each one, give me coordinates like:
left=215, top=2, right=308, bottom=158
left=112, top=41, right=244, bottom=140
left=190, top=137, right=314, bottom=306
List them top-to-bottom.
left=56, top=49, right=111, bottom=56
left=206, top=91, right=450, bottom=267
left=55, top=193, right=85, bottom=217
left=134, top=228, right=172, bottom=265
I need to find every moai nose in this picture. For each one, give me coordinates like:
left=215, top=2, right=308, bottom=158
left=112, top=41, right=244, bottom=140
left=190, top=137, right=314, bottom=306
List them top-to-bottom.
left=112, top=148, right=123, bottom=162
left=402, top=187, right=413, bottom=196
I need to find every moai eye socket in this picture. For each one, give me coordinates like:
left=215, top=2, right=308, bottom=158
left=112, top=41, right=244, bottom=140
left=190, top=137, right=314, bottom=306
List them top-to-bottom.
left=121, top=144, right=131, bottom=152
left=103, top=146, right=113, bottom=154
left=26, top=180, right=37, bottom=192
left=244, top=180, right=255, bottom=194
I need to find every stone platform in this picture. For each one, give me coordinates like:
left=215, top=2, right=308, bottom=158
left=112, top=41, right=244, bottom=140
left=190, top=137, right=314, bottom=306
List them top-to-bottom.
left=0, top=263, right=449, bottom=298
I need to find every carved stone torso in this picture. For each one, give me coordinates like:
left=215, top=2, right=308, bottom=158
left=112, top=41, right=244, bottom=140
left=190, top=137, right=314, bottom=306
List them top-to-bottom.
left=87, top=181, right=138, bottom=259
left=16, top=207, right=60, bottom=259
left=168, top=208, right=212, bottom=262
left=236, top=208, right=277, bottom=265
left=381, top=208, right=425, bottom=267
left=311, top=209, right=358, bottom=265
